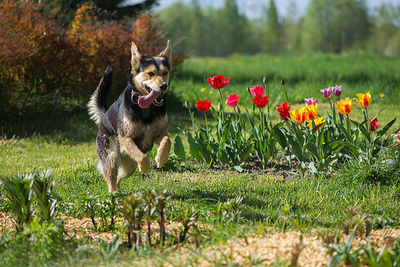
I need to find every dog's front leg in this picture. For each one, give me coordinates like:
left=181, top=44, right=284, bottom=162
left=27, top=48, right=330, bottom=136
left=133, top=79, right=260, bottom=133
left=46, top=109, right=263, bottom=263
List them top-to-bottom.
left=155, top=133, right=171, bottom=168
left=118, top=136, right=150, bottom=173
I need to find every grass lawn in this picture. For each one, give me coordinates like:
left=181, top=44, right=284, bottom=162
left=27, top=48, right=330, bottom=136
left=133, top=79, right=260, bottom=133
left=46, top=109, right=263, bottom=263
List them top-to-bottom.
left=1, top=53, right=400, bottom=266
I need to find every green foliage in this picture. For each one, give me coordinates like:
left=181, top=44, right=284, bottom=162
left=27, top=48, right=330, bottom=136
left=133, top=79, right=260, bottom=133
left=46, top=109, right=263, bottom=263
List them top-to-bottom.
left=158, top=0, right=400, bottom=57
left=262, top=0, right=282, bottom=54
left=303, top=0, right=371, bottom=53
left=184, top=106, right=253, bottom=169
left=173, top=135, right=186, bottom=162
left=342, top=155, right=400, bottom=185
left=0, top=170, right=58, bottom=231
left=31, top=170, right=57, bottom=222
left=0, top=173, right=33, bottom=231
left=72, top=192, right=121, bottom=232
left=342, top=206, right=373, bottom=238
left=0, top=218, right=74, bottom=267
left=323, top=232, right=361, bottom=267
left=324, top=234, right=400, bottom=267
left=361, top=238, right=400, bottom=267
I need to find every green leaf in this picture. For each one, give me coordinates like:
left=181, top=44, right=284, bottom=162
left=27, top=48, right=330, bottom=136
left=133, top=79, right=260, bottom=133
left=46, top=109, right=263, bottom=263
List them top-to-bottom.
left=211, top=107, right=218, bottom=120
left=378, top=118, right=397, bottom=137
left=358, top=122, right=371, bottom=142
left=273, top=126, right=287, bottom=148
left=185, top=132, right=202, bottom=162
left=173, top=135, right=186, bottom=161
left=287, top=135, right=303, bottom=162
left=233, top=165, right=244, bottom=172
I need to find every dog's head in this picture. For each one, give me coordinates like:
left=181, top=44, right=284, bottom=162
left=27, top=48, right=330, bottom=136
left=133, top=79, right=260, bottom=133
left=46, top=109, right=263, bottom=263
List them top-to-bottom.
left=130, top=41, right=171, bottom=108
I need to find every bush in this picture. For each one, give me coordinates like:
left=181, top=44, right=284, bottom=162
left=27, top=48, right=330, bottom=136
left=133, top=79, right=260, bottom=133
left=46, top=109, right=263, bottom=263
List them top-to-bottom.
left=0, top=0, right=71, bottom=111
left=0, top=1, right=175, bottom=113
left=65, top=2, right=132, bottom=97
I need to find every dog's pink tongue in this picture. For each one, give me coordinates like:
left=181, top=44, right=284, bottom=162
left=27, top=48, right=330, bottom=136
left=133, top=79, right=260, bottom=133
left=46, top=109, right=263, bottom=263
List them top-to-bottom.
left=138, top=90, right=161, bottom=109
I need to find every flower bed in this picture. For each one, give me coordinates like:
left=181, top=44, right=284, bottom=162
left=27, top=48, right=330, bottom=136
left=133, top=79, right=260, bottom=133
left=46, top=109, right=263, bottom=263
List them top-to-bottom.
left=175, top=75, right=399, bottom=176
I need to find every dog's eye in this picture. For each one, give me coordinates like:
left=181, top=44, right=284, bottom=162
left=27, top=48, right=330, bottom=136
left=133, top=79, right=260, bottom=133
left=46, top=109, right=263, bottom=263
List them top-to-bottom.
left=163, top=71, right=168, bottom=76
left=148, top=72, right=155, bottom=77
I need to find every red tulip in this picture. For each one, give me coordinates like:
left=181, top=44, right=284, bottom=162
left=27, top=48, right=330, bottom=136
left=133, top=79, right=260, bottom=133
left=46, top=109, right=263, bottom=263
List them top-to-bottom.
left=207, top=75, right=231, bottom=89
left=250, top=85, right=264, bottom=97
left=225, top=94, right=239, bottom=108
left=251, top=95, right=269, bottom=108
left=196, top=100, right=211, bottom=112
left=276, top=101, right=291, bottom=120
left=370, top=117, right=379, bottom=132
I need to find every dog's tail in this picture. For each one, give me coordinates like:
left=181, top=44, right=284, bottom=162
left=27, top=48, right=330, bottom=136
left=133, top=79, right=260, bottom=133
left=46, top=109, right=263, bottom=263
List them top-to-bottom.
left=88, top=66, right=113, bottom=124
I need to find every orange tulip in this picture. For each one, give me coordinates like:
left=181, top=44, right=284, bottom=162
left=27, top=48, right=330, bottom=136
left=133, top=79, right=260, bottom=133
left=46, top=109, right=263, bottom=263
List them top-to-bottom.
left=355, top=91, right=371, bottom=108
left=336, top=97, right=353, bottom=115
left=306, top=104, right=318, bottom=121
left=290, top=107, right=307, bottom=124
left=307, top=116, right=325, bottom=131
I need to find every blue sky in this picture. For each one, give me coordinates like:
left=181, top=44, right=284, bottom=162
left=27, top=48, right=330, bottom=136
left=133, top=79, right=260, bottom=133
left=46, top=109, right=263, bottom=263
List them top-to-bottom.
left=126, top=0, right=399, bottom=18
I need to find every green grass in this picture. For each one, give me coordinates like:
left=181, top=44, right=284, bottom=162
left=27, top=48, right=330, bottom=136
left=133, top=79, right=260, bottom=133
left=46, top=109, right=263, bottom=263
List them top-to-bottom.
left=1, top=52, right=400, bottom=266
left=173, top=52, right=400, bottom=128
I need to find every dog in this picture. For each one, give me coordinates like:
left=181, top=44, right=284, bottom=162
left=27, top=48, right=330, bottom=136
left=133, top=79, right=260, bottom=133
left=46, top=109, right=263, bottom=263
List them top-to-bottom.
left=87, top=41, right=172, bottom=192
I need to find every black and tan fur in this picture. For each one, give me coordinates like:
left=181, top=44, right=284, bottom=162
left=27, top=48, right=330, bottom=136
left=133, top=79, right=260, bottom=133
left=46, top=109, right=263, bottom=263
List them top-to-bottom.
left=88, top=41, right=172, bottom=192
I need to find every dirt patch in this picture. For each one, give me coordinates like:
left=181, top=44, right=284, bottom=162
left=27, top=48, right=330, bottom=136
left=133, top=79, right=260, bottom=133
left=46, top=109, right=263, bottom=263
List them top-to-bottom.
left=1, top=212, right=400, bottom=266
left=154, top=229, right=400, bottom=267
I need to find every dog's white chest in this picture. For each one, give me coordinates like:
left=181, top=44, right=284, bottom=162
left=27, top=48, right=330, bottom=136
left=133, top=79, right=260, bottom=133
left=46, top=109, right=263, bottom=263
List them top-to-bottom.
left=120, top=112, right=168, bottom=151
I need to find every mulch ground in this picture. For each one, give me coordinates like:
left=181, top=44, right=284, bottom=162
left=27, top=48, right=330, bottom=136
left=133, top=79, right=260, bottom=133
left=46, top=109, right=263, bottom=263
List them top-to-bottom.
left=1, top=211, right=399, bottom=266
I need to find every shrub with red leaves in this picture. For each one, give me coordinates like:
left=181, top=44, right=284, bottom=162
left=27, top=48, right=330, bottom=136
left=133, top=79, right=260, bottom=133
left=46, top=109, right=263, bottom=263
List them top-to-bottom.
left=0, top=1, right=179, bottom=112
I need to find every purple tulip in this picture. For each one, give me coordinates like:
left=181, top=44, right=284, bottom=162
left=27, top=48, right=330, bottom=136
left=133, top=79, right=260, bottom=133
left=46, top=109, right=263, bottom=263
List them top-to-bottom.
left=333, top=85, right=342, bottom=97
left=320, top=87, right=332, bottom=98
left=304, top=97, right=317, bottom=107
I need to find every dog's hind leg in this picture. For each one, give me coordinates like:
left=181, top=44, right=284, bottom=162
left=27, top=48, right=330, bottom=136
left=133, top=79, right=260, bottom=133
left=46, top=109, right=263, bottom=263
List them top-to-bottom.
left=155, top=132, right=171, bottom=168
left=97, top=135, right=119, bottom=192
left=116, top=153, right=137, bottom=190
left=98, top=155, right=118, bottom=192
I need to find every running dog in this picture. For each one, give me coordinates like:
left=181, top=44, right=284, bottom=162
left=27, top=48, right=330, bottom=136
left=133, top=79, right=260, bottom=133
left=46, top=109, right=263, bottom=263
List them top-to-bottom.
left=88, top=41, right=171, bottom=192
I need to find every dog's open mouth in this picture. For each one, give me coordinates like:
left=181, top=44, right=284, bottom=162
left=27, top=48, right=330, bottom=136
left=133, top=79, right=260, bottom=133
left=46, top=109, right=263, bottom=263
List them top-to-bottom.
left=137, top=86, right=164, bottom=108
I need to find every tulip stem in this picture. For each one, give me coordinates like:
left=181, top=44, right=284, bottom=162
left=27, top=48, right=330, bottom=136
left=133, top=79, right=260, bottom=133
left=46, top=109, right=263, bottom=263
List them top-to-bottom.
left=282, top=84, right=290, bottom=104
left=218, top=89, right=224, bottom=119
left=329, top=98, right=336, bottom=125
left=204, top=113, right=209, bottom=134
left=346, top=114, right=351, bottom=137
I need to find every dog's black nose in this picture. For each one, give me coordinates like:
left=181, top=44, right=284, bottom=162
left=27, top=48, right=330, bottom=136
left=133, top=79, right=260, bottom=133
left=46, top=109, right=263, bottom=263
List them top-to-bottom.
left=160, top=83, right=168, bottom=91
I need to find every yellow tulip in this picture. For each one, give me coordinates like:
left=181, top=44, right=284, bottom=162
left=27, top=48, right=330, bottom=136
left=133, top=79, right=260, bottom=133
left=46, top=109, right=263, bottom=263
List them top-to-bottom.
left=355, top=91, right=371, bottom=108
left=336, top=97, right=353, bottom=115
left=306, top=104, right=318, bottom=121
left=290, top=107, right=307, bottom=124
left=307, top=116, right=325, bottom=131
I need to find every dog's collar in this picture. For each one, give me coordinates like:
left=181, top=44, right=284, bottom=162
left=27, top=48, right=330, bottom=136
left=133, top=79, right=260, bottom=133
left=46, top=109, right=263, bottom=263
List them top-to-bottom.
left=131, top=90, right=140, bottom=105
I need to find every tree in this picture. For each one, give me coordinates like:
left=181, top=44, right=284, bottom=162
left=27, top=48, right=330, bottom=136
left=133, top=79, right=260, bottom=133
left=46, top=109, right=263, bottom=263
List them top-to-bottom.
left=36, top=0, right=159, bottom=20
left=188, top=0, right=206, bottom=56
left=216, top=0, right=247, bottom=56
left=262, top=0, right=282, bottom=54
left=302, top=0, right=371, bottom=53
left=156, top=2, right=192, bottom=56
left=369, top=3, right=400, bottom=55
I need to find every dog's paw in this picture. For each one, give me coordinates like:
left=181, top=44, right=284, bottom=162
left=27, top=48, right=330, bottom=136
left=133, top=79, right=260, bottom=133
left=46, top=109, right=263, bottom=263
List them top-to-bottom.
left=156, top=144, right=171, bottom=168
left=156, top=153, right=169, bottom=168
left=138, top=156, right=150, bottom=173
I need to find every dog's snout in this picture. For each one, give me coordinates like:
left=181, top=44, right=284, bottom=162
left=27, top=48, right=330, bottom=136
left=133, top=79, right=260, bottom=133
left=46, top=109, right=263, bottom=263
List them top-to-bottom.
left=160, top=83, right=168, bottom=91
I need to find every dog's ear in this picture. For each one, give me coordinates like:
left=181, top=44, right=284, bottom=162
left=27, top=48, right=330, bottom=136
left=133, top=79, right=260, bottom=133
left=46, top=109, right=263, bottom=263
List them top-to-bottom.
left=158, top=40, right=170, bottom=58
left=131, top=42, right=142, bottom=74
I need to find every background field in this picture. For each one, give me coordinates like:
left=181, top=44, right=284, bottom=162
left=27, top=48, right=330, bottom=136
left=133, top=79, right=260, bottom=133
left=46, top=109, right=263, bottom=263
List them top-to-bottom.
left=2, top=0, right=400, bottom=265
left=1, top=53, right=400, bottom=265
